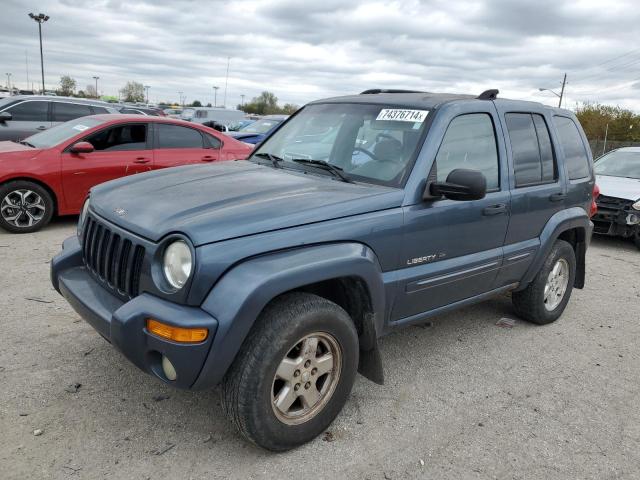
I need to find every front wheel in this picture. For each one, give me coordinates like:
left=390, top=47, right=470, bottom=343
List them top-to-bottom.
left=0, top=181, right=54, bottom=233
left=512, top=239, right=576, bottom=325
left=221, top=292, right=359, bottom=451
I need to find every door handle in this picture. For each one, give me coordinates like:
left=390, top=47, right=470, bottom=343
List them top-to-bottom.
left=36, top=126, right=47, bottom=130
left=201, top=155, right=215, bottom=162
left=133, top=157, right=150, bottom=164
left=549, top=193, right=566, bottom=202
left=482, top=203, right=507, bottom=216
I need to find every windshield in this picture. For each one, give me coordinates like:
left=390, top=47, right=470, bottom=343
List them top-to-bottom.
left=251, top=103, right=430, bottom=187
left=22, top=117, right=105, bottom=148
left=239, top=118, right=282, bottom=134
left=594, top=150, right=640, bottom=179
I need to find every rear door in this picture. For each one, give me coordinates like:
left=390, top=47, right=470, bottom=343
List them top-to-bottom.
left=0, top=99, right=51, bottom=141
left=52, top=101, right=94, bottom=126
left=393, top=105, right=510, bottom=320
left=493, top=106, right=565, bottom=286
left=60, top=122, right=152, bottom=211
left=153, top=123, right=219, bottom=168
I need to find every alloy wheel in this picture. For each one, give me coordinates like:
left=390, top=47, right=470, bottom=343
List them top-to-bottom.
left=0, top=189, right=46, bottom=229
left=544, top=258, right=570, bottom=311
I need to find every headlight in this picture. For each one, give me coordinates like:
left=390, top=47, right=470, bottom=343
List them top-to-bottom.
left=77, top=199, right=90, bottom=236
left=633, top=200, right=640, bottom=211
left=163, top=240, right=193, bottom=289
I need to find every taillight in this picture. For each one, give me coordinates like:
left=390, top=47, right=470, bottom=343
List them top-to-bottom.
left=590, top=183, right=600, bottom=217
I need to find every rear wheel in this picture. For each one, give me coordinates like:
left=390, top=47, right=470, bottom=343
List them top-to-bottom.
left=0, top=181, right=54, bottom=233
left=512, top=239, right=576, bottom=325
left=221, top=292, right=359, bottom=451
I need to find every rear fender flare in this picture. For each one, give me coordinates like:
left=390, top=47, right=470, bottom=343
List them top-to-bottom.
left=192, top=242, right=385, bottom=389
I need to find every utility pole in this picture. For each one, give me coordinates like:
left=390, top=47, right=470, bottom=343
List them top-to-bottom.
left=28, top=13, right=49, bottom=94
left=25, top=50, right=30, bottom=91
left=223, top=56, right=230, bottom=108
left=5, top=73, right=11, bottom=92
left=558, top=73, right=567, bottom=108
left=93, top=76, right=99, bottom=98
left=144, top=85, right=150, bottom=104
left=213, top=86, right=219, bottom=107
left=178, top=91, right=184, bottom=107
left=240, top=94, right=245, bottom=108
left=602, top=123, right=609, bottom=156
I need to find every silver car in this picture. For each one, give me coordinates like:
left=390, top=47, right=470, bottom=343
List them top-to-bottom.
left=0, top=95, right=119, bottom=142
left=592, top=147, right=640, bottom=249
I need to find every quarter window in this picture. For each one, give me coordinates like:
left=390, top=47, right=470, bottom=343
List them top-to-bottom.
left=7, top=101, right=49, bottom=121
left=53, top=102, right=93, bottom=122
left=435, top=113, right=500, bottom=190
left=505, top=113, right=557, bottom=187
left=553, top=116, right=591, bottom=179
left=157, top=124, right=204, bottom=149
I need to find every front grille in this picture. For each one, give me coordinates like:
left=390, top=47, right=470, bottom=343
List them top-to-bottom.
left=596, top=195, right=632, bottom=213
left=82, top=216, right=145, bottom=299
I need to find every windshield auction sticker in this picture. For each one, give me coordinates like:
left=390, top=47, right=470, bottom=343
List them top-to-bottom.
left=376, top=109, right=429, bottom=122
left=72, top=124, right=90, bottom=131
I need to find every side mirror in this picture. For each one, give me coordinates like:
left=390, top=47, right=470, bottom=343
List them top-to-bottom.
left=0, top=111, right=12, bottom=123
left=70, top=141, right=95, bottom=154
left=426, top=168, right=487, bottom=201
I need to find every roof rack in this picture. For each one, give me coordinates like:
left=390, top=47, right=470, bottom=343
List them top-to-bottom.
left=360, top=89, right=426, bottom=95
left=477, top=89, right=499, bottom=100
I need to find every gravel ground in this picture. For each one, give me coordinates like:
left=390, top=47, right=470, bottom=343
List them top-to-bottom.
left=1, top=217, right=639, bottom=480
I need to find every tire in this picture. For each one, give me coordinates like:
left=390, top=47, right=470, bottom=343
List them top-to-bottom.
left=0, top=180, right=54, bottom=233
left=512, top=239, right=576, bottom=325
left=221, top=292, right=359, bottom=451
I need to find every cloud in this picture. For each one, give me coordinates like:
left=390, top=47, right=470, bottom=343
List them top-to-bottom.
left=1, top=0, right=640, bottom=111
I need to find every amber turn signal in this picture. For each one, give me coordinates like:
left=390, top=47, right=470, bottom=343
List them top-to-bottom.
left=146, top=319, right=208, bottom=343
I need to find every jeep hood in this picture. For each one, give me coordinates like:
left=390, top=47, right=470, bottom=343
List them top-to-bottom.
left=90, top=160, right=403, bottom=246
left=596, top=174, right=640, bottom=201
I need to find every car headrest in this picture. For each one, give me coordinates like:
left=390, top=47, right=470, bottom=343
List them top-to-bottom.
left=373, top=138, right=403, bottom=163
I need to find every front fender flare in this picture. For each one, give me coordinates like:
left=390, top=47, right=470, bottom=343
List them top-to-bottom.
left=192, top=242, right=385, bottom=390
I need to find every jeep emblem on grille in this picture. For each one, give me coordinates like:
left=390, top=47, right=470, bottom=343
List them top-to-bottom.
left=114, top=207, right=127, bottom=216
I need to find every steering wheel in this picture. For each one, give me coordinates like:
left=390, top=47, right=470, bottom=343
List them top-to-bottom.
left=352, top=147, right=379, bottom=161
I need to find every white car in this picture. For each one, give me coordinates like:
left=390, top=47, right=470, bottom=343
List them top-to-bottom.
left=592, top=147, right=640, bottom=249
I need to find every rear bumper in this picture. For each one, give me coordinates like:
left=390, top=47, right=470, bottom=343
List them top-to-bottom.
left=51, top=236, right=218, bottom=389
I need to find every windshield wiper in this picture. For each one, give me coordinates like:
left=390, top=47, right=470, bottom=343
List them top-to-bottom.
left=19, top=140, right=36, bottom=148
left=253, top=152, right=284, bottom=168
left=291, top=158, right=353, bottom=183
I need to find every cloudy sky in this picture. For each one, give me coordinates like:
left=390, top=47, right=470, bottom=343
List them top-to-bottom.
left=1, top=0, right=640, bottom=111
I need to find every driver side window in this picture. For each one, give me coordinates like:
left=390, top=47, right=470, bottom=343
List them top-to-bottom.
left=435, top=113, right=499, bottom=190
left=84, top=124, right=148, bottom=151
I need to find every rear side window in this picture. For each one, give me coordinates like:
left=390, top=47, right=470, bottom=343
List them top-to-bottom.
left=7, top=101, right=49, bottom=121
left=53, top=102, right=93, bottom=122
left=91, top=106, right=110, bottom=114
left=435, top=113, right=499, bottom=190
left=505, top=113, right=556, bottom=187
left=553, top=116, right=590, bottom=179
left=157, top=124, right=204, bottom=149
left=204, top=133, right=222, bottom=149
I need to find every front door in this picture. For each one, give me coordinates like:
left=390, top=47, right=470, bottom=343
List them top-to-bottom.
left=0, top=99, right=51, bottom=141
left=392, top=108, right=510, bottom=321
left=61, top=122, right=152, bottom=211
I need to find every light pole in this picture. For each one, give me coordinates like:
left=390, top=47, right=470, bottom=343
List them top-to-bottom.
left=28, top=13, right=49, bottom=94
left=5, top=73, right=11, bottom=92
left=538, top=73, right=567, bottom=108
left=92, top=76, right=99, bottom=98
left=144, top=85, right=150, bottom=104
left=213, top=86, right=219, bottom=107
left=178, top=91, right=184, bottom=107
left=240, top=94, right=245, bottom=108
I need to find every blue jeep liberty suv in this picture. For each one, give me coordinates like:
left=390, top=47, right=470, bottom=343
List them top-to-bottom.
left=51, top=89, right=597, bottom=450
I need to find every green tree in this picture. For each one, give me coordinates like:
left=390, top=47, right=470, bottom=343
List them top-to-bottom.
left=58, top=75, right=77, bottom=96
left=119, top=81, right=145, bottom=103
left=85, top=84, right=97, bottom=98
left=242, top=91, right=280, bottom=115
left=191, top=100, right=202, bottom=107
left=281, top=103, right=299, bottom=115
left=576, top=103, right=640, bottom=142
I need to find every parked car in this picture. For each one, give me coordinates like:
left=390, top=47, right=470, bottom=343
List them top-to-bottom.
left=51, top=89, right=597, bottom=451
left=0, top=95, right=119, bottom=142
left=118, top=105, right=166, bottom=116
left=181, top=107, right=245, bottom=126
left=163, top=108, right=183, bottom=119
left=227, top=114, right=288, bottom=145
left=0, top=115, right=252, bottom=232
left=227, top=119, right=255, bottom=131
left=592, top=147, right=640, bottom=248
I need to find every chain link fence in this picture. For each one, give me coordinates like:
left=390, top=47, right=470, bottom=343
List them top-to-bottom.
left=589, top=139, right=640, bottom=159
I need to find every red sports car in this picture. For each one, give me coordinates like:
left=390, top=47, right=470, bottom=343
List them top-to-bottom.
left=0, top=115, right=253, bottom=233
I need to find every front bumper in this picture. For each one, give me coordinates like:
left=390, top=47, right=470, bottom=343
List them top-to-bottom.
left=51, top=236, right=218, bottom=389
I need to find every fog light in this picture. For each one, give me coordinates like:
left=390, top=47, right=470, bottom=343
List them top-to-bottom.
left=626, top=213, right=640, bottom=225
left=146, top=319, right=208, bottom=343
left=162, top=355, right=177, bottom=381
